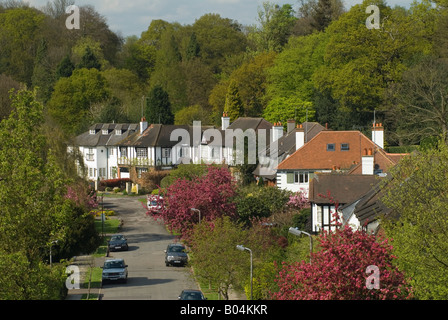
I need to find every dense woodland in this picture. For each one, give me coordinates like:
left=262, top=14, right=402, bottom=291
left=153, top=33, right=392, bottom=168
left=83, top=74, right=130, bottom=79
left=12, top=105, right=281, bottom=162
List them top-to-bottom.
left=1, top=0, right=448, bottom=147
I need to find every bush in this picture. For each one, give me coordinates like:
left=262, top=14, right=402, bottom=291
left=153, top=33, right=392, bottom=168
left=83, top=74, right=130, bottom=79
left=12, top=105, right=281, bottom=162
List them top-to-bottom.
left=100, top=178, right=131, bottom=189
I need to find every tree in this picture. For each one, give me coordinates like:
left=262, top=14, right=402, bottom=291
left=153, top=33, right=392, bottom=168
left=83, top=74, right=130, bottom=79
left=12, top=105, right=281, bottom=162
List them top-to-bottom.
left=293, top=0, right=345, bottom=36
left=313, top=0, right=435, bottom=127
left=248, top=2, right=297, bottom=53
left=186, top=32, right=200, bottom=60
left=77, top=46, right=102, bottom=70
left=55, top=55, right=75, bottom=79
left=386, top=56, right=448, bottom=145
left=48, top=68, right=110, bottom=135
left=224, top=80, right=244, bottom=121
left=146, top=85, right=174, bottom=125
left=0, top=89, right=68, bottom=261
left=174, top=105, right=211, bottom=125
left=381, top=141, right=448, bottom=299
left=155, top=166, right=237, bottom=239
left=190, top=215, right=280, bottom=300
left=272, top=225, right=412, bottom=300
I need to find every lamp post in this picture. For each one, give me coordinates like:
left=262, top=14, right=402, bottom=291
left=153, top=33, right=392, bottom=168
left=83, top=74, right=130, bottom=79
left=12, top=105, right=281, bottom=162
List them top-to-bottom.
left=191, top=208, right=201, bottom=224
left=289, top=227, right=313, bottom=265
left=50, top=240, right=58, bottom=268
left=236, top=245, right=253, bottom=300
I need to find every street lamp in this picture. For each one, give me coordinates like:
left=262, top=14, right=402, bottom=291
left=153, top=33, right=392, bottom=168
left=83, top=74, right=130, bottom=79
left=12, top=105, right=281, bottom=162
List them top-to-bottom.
left=191, top=208, right=201, bottom=224
left=289, top=227, right=313, bottom=265
left=50, top=240, right=58, bottom=268
left=236, top=245, right=253, bottom=300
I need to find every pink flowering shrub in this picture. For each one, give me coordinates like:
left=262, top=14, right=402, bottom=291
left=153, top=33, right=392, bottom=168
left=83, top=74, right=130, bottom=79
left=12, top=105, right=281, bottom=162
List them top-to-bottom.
left=154, top=166, right=237, bottom=240
left=65, top=182, right=98, bottom=211
left=287, top=190, right=309, bottom=209
left=271, top=225, right=412, bottom=300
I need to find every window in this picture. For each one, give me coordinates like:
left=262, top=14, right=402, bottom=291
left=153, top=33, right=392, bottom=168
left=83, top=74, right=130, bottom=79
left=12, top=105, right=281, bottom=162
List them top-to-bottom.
left=89, top=129, right=96, bottom=135
left=102, top=129, right=108, bottom=135
left=116, top=130, right=122, bottom=136
left=327, top=143, right=335, bottom=151
left=341, top=143, right=350, bottom=151
left=120, top=147, right=127, bottom=157
left=86, top=148, right=94, bottom=161
left=136, top=148, right=148, bottom=158
left=162, top=148, right=171, bottom=159
left=294, top=172, right=309, bottom=184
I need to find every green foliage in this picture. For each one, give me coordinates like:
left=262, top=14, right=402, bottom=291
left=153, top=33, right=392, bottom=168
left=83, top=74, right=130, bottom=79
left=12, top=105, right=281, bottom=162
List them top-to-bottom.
left=48, top=68, right=110, bottom=135
left=224, top=80, right=244, bottom=121
left=145, top=85, right=174, bottom=125
left=0, top=89, right=68, bottom=260
left=175, top=105, right=211, bottom=125
left=381, top=141, right=448, bottom=299
left=160, top=164, right=209, bottom=188
left=236, top=185, right=292, bottom=224
left=0, top=250, right=67, bottom=300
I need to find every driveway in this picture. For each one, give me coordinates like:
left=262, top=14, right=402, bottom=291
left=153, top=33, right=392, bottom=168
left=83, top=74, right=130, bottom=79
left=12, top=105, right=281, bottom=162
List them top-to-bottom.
left=99, top=196, right=198, bottom=300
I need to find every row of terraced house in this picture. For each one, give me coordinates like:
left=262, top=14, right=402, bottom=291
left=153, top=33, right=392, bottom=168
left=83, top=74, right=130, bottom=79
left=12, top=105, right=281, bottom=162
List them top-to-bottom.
left=71, top=114, right=407, bottom=234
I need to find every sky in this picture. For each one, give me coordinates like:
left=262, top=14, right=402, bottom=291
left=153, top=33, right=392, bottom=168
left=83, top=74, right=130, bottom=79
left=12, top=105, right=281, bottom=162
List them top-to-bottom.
left=25, top=0, right=414, bottom=38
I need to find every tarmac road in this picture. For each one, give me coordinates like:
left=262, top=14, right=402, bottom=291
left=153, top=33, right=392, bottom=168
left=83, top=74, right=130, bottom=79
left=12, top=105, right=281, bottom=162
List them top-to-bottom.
left=99, top=196, right=199, bottom=300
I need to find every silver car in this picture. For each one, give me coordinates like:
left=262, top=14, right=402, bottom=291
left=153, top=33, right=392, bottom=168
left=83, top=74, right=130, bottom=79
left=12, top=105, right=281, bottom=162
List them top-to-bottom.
left=102, top=258, right=128, bottom=284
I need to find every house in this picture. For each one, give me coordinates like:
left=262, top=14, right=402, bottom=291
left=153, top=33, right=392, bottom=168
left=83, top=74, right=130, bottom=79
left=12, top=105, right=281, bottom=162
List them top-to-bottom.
left=72, top=115, right=280, bottom=183
left=253, top=120, right=325, bottom=184
left=72, top=123, right=139, bottom=180
left=276, top=123, right=406, bottom=196
left=308, top=173, right=382, bottom=233
left=340, top=179, right=393, bottom=235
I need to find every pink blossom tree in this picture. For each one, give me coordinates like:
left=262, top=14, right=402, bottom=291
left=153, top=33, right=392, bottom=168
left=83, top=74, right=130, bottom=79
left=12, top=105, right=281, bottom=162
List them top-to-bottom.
left=154, top=166, right=237, bottom=239
left=271, top=225, right=412, bottom=300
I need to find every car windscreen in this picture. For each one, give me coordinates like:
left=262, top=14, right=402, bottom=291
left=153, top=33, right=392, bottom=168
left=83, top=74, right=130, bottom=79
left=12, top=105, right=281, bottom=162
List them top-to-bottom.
left=110, top=236, right=124, bottom=241
left=168, top=246, right=185, bottom=253
left=104, top=261, right=124, bottom=269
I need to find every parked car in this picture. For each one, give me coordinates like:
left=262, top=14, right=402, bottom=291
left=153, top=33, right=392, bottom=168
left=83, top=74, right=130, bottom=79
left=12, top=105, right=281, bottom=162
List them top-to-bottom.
left=146, top=195, right=164, bottom=214
left=107, top=234, right=129, bottom=252
left=164, top=243, right=188, bottom=267
left=101, top=258, right=128, bottom=284
left=178, top=289, right=206, bottom=300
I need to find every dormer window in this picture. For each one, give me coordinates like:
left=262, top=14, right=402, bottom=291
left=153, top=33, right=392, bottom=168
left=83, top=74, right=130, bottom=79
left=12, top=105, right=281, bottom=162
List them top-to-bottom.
left=89, top=129, right=96, bottom=135
left=102, top=129, right=108, bottom=135
left=116, top=130, right=122, bottom=136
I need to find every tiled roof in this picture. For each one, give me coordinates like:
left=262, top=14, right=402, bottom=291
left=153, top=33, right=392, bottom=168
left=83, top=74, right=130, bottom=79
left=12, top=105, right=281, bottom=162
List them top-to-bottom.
left=277, top=130, right=402, bottom=172
left=309, top=173, right=381, bottom=204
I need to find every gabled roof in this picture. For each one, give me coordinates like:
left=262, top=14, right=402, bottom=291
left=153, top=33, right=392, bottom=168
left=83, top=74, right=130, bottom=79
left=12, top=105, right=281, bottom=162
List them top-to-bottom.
left=227, top=117, right=272, bottom=132
left=73, top=123, right=138, bottom=147
left=117, top=124, right=216, bottom=148
left=277, top=130, right=403, bottom=172
left=308, top=173, right=381, bottom=205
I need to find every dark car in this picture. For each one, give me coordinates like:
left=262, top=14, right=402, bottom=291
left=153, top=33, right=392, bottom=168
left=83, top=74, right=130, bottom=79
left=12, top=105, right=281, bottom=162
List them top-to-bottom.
left=108, top=234, right=129, bottom=252
left=165, top=243, right=188, bottom=267
left=102, top=258, right=128, bottom=284
left=178, top=289, right=206, bottom=300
